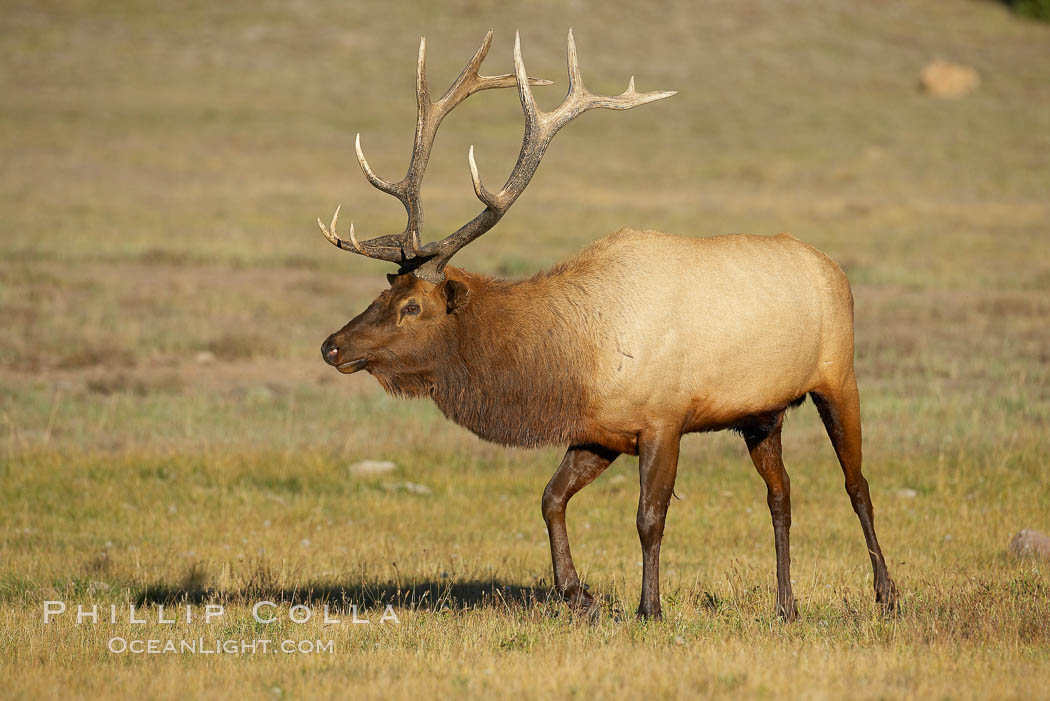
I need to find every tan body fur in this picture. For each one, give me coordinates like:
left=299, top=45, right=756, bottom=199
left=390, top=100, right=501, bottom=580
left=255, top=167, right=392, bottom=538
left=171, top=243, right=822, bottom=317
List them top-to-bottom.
left=431, top=229, right=853, bottom=456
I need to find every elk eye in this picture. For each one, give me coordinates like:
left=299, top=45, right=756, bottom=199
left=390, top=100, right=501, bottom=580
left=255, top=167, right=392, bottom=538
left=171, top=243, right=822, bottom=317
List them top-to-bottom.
left=402, top=302, right=421, bottom=316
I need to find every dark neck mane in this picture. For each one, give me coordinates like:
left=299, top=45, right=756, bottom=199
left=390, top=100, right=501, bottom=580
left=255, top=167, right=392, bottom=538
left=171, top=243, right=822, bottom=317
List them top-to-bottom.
left=428, top=272, right=594, bottom=448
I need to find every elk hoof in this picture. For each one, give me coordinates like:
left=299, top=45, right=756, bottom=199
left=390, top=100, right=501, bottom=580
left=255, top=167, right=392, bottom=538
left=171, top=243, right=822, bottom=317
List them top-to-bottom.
left=876, top=578, right=899, bottom=615
left=563, top=584, right=596, bottom=613
left=777, top=598, right=799, bottom=622
left=635, top=602, right=663, bottom=621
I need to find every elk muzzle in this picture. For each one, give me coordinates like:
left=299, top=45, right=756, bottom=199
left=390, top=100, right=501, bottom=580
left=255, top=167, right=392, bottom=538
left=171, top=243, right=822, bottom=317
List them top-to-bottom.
left=321, top=335, right=368, bottom=374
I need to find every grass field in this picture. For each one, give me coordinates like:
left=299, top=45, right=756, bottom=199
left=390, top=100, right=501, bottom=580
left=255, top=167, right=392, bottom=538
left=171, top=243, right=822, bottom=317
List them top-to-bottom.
left=2, top=0, right=1049, bottom=698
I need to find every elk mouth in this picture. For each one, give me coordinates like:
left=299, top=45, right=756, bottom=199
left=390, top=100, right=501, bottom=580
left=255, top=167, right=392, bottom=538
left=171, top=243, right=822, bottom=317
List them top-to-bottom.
left=336, top=358, right=368, bottom=374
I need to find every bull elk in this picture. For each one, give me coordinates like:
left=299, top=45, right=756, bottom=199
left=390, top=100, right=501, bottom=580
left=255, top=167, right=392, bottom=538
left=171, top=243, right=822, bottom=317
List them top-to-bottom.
left=318, top=30, right=897, bottom=620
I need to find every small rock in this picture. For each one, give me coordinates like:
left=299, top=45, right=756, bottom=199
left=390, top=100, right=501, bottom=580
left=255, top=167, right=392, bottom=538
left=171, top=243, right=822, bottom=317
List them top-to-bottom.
left=919, top=60, right=979, bottom=98
left=195, top=350, right=216, bottom=365
left=349, top=460, right=397, bottom=475
left=384, top=481, right=432, bottom=495
left=402, top=481, right=432, bottom=495
left=896, top=488, right=918, bottom=499
left=1009, top=529, right=1050, bottom=560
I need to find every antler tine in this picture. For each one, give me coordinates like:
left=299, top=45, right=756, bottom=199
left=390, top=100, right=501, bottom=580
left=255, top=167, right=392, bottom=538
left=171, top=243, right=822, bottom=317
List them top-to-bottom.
left=566, top=27, right=584, bottom=96
left=416, top=29, right=676, bottom=281
left=548, top=29, right=677, bottom=125
left=434, top=30, right=492, bottom=106
left=437, top=30, right=554, bottom=108
left=512, top=30, right=539, bottom=128
left=465, top=31, right=539, bottom=213
left=416, top=35, right=428, bottom=110
left=606, top=74, right=678, bottom=108
left=354, top=134, right=399, bottom=196
left=467, top=144, right=495, bottom=207
left=316, top=205, right=340, bottom=248
left=317, top=205, right=368, bottom=255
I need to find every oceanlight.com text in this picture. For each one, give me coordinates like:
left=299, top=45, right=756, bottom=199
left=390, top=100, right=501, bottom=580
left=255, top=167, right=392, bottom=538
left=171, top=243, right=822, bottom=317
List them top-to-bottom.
left=106, top=637, right=335, bottom=655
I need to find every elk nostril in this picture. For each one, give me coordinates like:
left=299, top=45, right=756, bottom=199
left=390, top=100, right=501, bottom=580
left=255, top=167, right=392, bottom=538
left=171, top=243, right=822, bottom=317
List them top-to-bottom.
left=321, top=339, right=339, bottom=364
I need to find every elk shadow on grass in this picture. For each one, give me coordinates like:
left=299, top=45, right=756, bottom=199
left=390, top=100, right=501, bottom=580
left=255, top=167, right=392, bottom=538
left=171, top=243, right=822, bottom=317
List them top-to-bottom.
left=133, top=576, right=557, bottom=613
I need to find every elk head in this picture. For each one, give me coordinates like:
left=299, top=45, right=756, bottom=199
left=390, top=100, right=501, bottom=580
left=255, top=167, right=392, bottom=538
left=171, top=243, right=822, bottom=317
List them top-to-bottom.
left=319, top=29, right=675, bottom=387
left=320, top=271, right=471, bottom=396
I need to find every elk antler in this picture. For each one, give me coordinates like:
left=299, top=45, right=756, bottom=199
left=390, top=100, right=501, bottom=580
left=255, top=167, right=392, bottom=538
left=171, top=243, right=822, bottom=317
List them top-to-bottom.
left=319, top=29, right=675, bottom=283
left=318, top=30, right=551, bottom=273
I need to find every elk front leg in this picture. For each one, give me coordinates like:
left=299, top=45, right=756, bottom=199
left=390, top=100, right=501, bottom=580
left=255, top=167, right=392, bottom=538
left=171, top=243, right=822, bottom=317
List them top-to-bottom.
left=743, top=412, right=798, bottom=622
left=636, top=430, right=681, bottom=619
left=542, top=444, right=619, bottom=610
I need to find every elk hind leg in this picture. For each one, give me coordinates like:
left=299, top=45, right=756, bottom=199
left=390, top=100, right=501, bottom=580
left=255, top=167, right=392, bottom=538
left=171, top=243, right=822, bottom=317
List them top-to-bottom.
left=812, top=379, right=897, bottom=612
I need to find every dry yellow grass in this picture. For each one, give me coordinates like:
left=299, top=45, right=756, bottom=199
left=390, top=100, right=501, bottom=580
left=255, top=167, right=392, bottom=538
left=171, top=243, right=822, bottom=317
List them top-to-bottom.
left=2, top=0, right=1049, bottom=698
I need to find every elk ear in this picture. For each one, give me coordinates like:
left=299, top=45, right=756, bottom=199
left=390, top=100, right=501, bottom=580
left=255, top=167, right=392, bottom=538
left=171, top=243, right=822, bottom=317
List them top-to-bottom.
left=386, top=273, right=399, bottom=287
left=441, top=279, right=470, bottom=314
